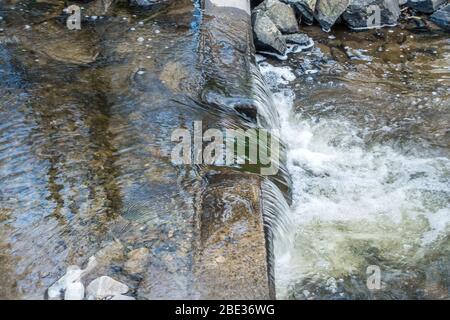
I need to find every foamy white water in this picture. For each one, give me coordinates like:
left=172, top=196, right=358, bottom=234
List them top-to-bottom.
left=258, top=61, right=450, bottom=299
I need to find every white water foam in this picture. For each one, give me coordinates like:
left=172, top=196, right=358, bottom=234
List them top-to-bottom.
left=258, top=61, right=450, bottom=299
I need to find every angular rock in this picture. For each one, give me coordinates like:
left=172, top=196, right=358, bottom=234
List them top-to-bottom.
left=257, top=0, right=300, bottom=33
left=282, top=0, right=317, bottom=24
left=315, top=0, right=351, bottom=31
left=343, top=0, right=401, bottom=30
left=407, top=0, right=447, bottom=13
left=430, top=4, right=450, bottom=30
left=252, top=10, right=288, bottom=55
left=283, top=33, right=312, bottom=46
left=124, top=247, right=149, bottom=274
left=86, top=276, right=129, bottom=300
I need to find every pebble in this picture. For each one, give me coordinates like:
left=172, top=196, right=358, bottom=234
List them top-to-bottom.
left=24, top=25, right=31, bottom=30
left=130, top=27, right=136, bottom=31
left=154, top=29, right=160, bottom=34
left=137, top=37, right=145, bottom=43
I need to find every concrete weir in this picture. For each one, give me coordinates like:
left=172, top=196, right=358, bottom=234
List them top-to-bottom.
left=192, top=0, right=275, bottom=299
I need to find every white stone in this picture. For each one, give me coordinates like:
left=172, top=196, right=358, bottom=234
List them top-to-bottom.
left=47, top=265, right=84, bottom=299
left=86, top=276, right=129, bottom=300
left=64, top=282, right=85, bottom=300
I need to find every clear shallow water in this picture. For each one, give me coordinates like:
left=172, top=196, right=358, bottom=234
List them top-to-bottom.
left=259, top=26, right=450, bottom=300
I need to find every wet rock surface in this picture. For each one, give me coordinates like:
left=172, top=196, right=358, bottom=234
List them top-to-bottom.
left=257, top=0, right=299, bottom=33
left=282, top=0, right=317, bottom=24
left=430, top=3, right=450, bottom=30
left=253, top=9, right=288, bottom=55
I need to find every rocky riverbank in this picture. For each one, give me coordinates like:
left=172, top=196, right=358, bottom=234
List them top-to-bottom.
left=251, top=0, right=449, bottom=57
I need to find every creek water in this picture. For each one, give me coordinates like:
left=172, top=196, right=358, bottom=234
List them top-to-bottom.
left=0, top=0, right=449, bottom=300
left=260, top=25, right=450, bottom=299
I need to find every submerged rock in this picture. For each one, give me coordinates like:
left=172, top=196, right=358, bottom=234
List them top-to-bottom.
left=257, top=0, right=300, bottom=33
left=282, top=0, right=317, bottom=24
left=315, top=0, right=350, bottom=31
left=343, top=0, right=401, bottom=30
left=407, top=0, right=447, bottom=13
left=430, top=4, right=450, bottom=30
left=252, top=10, right=288, bottom=55
left=124, top=247, right=149, bottom=275
left=86, top=276, right=129, bottom=300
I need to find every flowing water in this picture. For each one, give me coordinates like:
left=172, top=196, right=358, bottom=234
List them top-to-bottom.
left=0, top=0, right=449, bottom=300
left=260, top=25, right=450, bottom=299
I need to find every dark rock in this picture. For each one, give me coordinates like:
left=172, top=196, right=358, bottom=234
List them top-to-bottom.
left=256, top=0, right=299, bottom=33
left=282, top=0, right=317, bottom=25
left=314, top=0, right=351, bottom=31
left=343, top=0, right=401, bottom=30
left=407, top=0, right=447, bottom=13
left=430, top=4, right=450, bottom=30
left=252, top=10, right=288, bottom=55
left=283, top=33, right=312, bottom=46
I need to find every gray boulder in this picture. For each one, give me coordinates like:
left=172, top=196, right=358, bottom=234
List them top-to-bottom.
left=257, top=0, right=299, bottom=33
left=282, top=0, right=317, bottom=24
left=314, top=0, right=351, bottom=31
left=343, top=0, right=401, bottom=30
left=406, top=0, right=447, bottom=13
left=430, top=4, right=450, bottom=30
left=252, top=10, right=288, bottom=55
left=283, top=33, right=312, bottom=45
